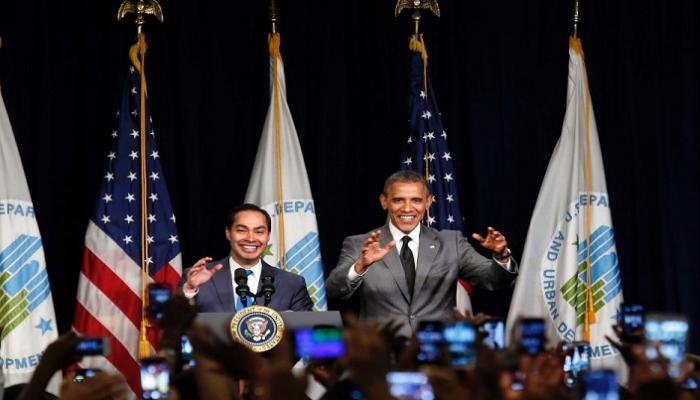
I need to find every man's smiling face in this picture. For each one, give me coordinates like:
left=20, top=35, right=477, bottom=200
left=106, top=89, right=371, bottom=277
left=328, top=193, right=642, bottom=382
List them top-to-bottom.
left=380, top=181, right=432, bottom=234
left=225, top=210, right=270, bottom=267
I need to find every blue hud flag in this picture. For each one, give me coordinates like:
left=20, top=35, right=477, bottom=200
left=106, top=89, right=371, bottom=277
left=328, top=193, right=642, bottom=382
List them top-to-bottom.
left=400, top=36, right=471, bottom=311
left=0, top=90, right=59, bottom=393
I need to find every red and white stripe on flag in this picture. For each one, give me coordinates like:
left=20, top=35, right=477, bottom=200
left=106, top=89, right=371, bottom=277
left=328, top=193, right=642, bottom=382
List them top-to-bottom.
left=72, top=67, right=182, bottom=397
left=74, top=222, right=181, bottom=395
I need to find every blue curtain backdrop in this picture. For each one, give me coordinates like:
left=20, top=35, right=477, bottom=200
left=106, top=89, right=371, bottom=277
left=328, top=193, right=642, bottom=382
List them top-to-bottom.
left=0, top=0, right=698, bottom=351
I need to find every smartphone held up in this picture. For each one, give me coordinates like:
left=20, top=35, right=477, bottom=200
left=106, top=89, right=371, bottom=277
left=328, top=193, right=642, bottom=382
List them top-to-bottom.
left=147, top=283, right=172, bottom=326
left=75, top=337, right=111, bottom=356
left=141, top=357, right=170, bottom=400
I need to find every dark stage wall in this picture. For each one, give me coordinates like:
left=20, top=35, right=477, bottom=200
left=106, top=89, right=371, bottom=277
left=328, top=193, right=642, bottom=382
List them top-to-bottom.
left=1, top=1, right=698, bottom=351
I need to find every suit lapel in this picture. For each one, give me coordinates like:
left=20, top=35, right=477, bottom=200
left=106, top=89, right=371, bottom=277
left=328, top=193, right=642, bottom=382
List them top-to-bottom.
left=378, top=225, right=410, bottom=303
left=414, top=226, right=439, bottom=297
left=212, top=257, right=234, bottom=310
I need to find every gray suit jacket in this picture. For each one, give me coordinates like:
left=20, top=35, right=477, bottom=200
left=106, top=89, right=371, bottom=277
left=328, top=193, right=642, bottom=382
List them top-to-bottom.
left=325, top=224, right=518, bottom=337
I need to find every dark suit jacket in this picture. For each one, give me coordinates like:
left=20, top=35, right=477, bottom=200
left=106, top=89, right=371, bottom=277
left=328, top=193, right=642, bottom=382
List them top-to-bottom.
left=325, top=224, right=518, bottom=337
left=182, top=257, right=313, bottom=312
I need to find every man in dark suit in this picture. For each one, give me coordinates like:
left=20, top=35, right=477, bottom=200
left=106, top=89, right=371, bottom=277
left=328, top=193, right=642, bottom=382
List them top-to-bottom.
left=325, top=171, right=518, bottom=337
left=181, top=203, right=313, bottom=312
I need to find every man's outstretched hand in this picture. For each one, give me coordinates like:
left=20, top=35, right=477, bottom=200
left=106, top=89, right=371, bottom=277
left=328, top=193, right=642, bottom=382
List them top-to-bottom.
left=472, top=227, right=509, bottom=259
left=354, top=230, right=396, bottom=275
left=184, top=257, right=223, bottom=291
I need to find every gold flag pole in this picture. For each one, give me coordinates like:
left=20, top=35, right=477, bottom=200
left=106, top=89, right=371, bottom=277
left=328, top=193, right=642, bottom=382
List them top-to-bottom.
left=117, top=0, right=164, bottom=360
left=269, top=0, right=288, bottom=271
left=270, top=0, right=279, bottom=34
left=395, top=0, right=440, bottom=225
left=569, top=0, right=596, bottom=342
left=572, top=0, right=581, bottom=39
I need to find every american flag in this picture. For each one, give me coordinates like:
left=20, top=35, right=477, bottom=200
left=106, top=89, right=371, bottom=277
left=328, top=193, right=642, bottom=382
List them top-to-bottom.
left=401, top=36, right=472, bottom=308
left=401, top=38, right=463, bottom=232
left=73, top=65, right=182, bottom=396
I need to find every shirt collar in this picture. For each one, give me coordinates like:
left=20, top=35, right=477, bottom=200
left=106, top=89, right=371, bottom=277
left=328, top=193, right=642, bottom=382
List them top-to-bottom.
left=388, top=221, right=421, bottom=244
left=229, top=256, right=262, bottom=277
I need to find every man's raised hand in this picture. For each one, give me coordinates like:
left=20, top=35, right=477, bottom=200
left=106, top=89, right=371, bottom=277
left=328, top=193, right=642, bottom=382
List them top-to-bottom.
left=472, top=226, right=509, bottom=258
left=354, top=230, right=396, bottom=275
left=185, top=257, right=223, bottom=291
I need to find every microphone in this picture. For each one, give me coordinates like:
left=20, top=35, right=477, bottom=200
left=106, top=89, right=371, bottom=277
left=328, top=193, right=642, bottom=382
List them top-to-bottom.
left=234, top=268, right=251, bottom=308
left=261, top=273, right=275, bottom=306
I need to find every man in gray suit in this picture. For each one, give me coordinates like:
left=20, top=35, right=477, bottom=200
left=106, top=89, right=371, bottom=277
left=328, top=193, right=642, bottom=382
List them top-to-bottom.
left=325, top=171, right=517, bottom=337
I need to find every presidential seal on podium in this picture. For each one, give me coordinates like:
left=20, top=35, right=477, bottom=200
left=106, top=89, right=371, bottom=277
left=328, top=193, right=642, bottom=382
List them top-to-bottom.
left=229, top=305, right=285, bottom=352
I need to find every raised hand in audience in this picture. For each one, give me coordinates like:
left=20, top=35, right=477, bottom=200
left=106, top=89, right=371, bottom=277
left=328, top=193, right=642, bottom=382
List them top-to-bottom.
left=340, top=315, right=393, bottom=400
left=17, top=331, right=82, bottom=400
left=59, top=371, right=130, bottom=400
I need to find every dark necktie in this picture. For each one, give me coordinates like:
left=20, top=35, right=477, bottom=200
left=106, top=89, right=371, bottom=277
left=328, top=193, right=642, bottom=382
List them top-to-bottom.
left=401, top=236, right=416, bottom=299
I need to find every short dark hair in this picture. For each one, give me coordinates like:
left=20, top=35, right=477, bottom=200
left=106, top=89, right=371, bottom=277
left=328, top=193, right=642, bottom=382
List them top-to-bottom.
left=383, top=170, right=430, bottom=194
left=226, top=203, right=272, bottom=231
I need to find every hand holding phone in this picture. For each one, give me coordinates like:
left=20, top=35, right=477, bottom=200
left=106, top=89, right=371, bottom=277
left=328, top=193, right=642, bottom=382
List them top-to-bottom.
left=147, top=283, right=172, bottom=326
left=620, top=303, right=644, bottom=343
left=644, top=313, right=688, bottom=378
left=479, top=318, right=505, bottom=351
left=519, top=318, right=545, bottom=355
left=416, top=321, right=446, bottom=365
left=444, top=321, right=476, bottom=367
left=294, top=325, right=345, bottom=359
left=180, top=335, right=196, bottom=370
left=75, top=337, right=111, bottom=356
left=561, top=341, right=591, bottom=387
left=141, top=357, right=169, bottom=399
left=73, top=368, right=99, bottom=383
left=582, top=370, right=618, bottom=400
left=386, top=371, right=435, bottom=400
left=680, top=376, right=698, bottom=391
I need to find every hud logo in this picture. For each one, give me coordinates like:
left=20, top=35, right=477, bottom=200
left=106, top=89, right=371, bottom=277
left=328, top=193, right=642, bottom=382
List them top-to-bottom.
left=540, top=193, right=622, bottom=359
left=561, top=226, right=622, bottom=325
left=0, top=235, right=52, bottom=341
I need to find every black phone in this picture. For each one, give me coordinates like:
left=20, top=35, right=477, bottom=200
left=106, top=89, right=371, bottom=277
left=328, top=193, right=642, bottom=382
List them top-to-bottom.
left=147, top=283, right=171, bottom=325
left=620, top=303, right=644, bottom=342
left=479, top=317, right=505, bottom=351
left=519, top=318, right=545, bottom=355
left=416, top=320, right=445, bottom=365
left=444, top=321, right=476, bottom=367
left=293, top=325, right=345, bottom=359
left=75, top=337, right=111, bottom=356
left=561, top=341, right=591, bottom=387
left=141, top=357, right=169, bottom=399
left=73, top=368, right=99, bottom=383
left=581, top=370, right=618, bottom=399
